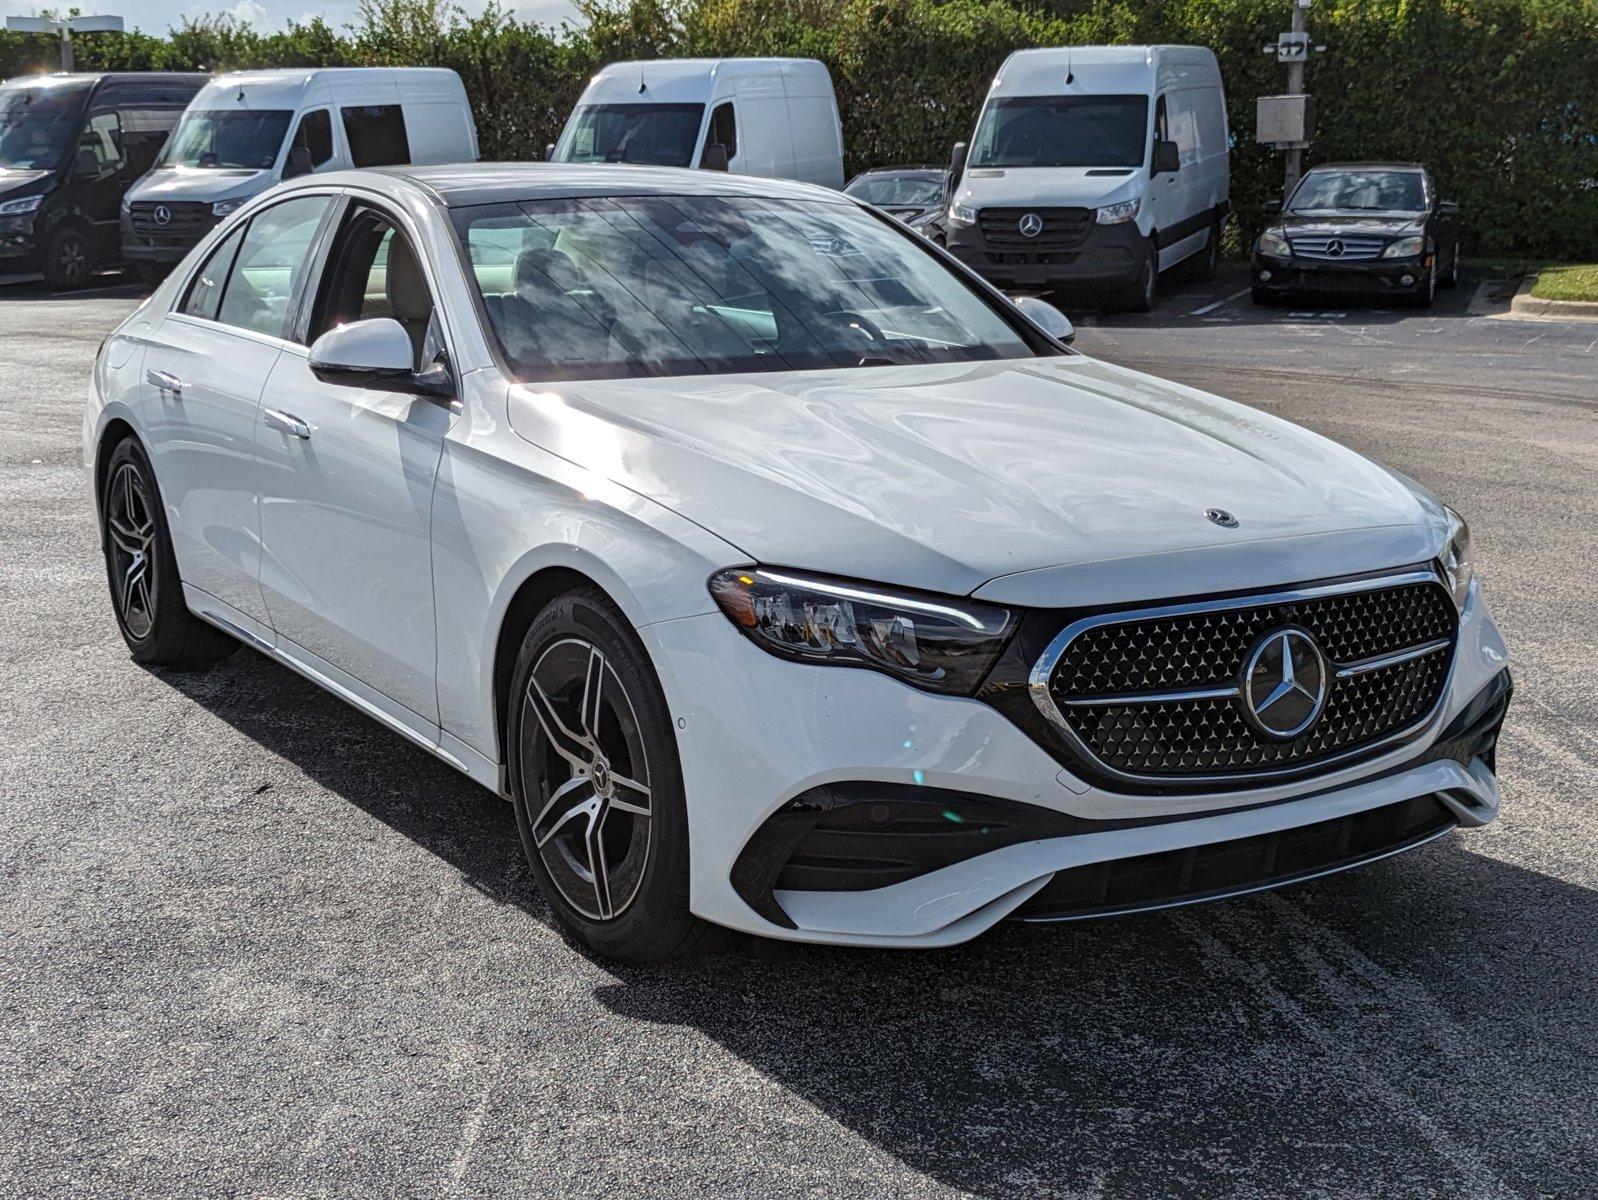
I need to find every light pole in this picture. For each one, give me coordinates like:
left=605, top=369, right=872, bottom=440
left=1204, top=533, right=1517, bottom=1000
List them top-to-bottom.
left=4, top=14, right=125, bottom=73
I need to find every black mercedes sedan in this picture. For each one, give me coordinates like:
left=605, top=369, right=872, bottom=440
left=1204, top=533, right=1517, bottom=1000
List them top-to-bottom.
left=1251, top=163, right=1462, bottom=308
left=843, top=166, right=952, bottom=243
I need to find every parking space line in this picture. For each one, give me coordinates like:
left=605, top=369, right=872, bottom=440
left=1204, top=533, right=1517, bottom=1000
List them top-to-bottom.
left=1189, top=287, right=1250, bottom=316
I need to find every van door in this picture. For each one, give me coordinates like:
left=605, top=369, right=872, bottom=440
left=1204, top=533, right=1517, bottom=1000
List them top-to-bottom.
left=734, top=74, right=793, bottom=179
left=1150, top=91, right=1204, bottom=271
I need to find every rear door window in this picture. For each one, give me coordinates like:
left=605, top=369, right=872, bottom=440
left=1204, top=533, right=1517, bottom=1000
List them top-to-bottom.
left=341, top=105, right=410, bottom=167
left=215, top=195, right=335, bottom=339
left=180, top=225, right=246, bottom=321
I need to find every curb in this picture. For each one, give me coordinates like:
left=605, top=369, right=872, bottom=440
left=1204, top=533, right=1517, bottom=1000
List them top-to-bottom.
left=1508, top=274, right=1598, bottom=322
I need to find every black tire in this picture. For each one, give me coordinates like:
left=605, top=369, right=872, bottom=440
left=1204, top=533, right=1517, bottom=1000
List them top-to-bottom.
left=1184, top=219, right=1222, bottom=282
left=42, top=222, right=94, bottom=291
left=1121, top=239, right=1158, bottom=313
left=1440, top=242, right=1461, bottom=289
left=1408, top=259, right=1437, bottom=309
left=99, top=437, right=237, bottom=668
left=506, top=587, right=716, bottom=963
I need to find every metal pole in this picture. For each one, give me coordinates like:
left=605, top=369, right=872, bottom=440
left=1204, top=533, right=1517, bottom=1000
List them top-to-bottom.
left=1283, top=1, right=1306, bottom=198
left=61, top=24, right=73, bottom=73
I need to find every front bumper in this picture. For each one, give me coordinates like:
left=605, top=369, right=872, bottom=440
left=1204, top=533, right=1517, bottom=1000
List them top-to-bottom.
left=120, top=212, right=212, bottom=265
left=947, top=219, right=1144, bottom=290
left=1252, top=253, right=1430, bottom=297
left=643, top=577, right=1509, bottom=947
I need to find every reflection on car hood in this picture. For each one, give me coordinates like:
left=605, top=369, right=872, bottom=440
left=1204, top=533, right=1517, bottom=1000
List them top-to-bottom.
left=126, top=166, right=270, bottom=205
left=956, top=166, right=1140, bottom=210
left=0, top=168, right=50, bottom=190
left=1279, top=212, right=1423, bottom=237
left=507, top=356, right=1443, bottom=600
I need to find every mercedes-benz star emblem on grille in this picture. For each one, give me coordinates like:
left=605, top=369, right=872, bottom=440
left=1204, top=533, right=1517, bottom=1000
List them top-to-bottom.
left=153, top=205, right=171, bottom=226
left=1017, top=212, right=1044, bottom=238
left=1325, top=237, right=1345, bottom=258
left=1205, top=507, right=1238, bottom=528
left=1242, top=628, right=1328, bottom=740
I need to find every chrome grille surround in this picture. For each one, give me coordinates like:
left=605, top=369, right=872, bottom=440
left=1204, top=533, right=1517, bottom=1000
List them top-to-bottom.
left=976, top=206, right=1094, bottom=251
left=1289, top=236, right=1386, bottom=261
left=1027, top=570, right=1458, bottom=790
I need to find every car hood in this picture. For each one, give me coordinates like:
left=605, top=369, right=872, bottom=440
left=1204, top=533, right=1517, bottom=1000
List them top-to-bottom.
left=127, top=165, right=271, bottom=205
left=956, top=166, right=1141, bottom=210
left=0, top=167, right=51, bottom=193
left=1278, top=211, right=1423, bottom=237
left=507, top=356, right=1445, bottom=603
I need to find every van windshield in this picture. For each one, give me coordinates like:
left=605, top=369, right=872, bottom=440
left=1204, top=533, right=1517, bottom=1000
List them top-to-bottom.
left=0, top=82, right=92, bottom=171
left=970, top=95, right=1148, bottom=169
left=555, top=103, right=705, bottom=168
left=158, top=108, right=293, bottom=170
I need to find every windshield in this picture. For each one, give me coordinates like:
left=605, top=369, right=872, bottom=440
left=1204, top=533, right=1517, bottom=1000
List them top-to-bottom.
left=0, top=83, right=91, bottom=171
left=970, top=95, right=1148, bottom=169
left=554, top=103, right=705, bottom=167
left=158, top=108, right=293, bottom=170
left=1290, top=170, right=1427, bottom=213
left=845, top=173, right=947, bottom=208
left=455, top=195, right=1038, bottom=382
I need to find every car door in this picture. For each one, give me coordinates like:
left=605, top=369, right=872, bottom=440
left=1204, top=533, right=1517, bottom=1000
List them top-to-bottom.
left=140, top=192, right=337, bottom=629
left=254, top=198, right=454, bottom=726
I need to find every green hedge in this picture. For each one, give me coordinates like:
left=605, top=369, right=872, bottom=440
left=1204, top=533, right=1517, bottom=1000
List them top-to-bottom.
left=3, top=0, right=1592, bottom=257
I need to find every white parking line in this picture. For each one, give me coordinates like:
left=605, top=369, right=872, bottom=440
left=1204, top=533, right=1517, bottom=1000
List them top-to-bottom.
left=1189, top=287, right=1250, bottom=316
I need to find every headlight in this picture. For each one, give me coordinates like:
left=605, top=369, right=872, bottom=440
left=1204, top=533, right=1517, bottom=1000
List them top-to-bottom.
left=0, top=194, right=42, bottom=216
left=212, top=198, right=246, bottom=217
left=1095, top=198, right=1140, bottom=225
left=947, top=203, right=977, bottom=226
left=1256, top=227, right=1290, bottom=257
left=1382, top=235, right=1426, bottom=258
left=1442, top=507, right=1475, bottom=610
left=708, top=567, right=1016, bottom=694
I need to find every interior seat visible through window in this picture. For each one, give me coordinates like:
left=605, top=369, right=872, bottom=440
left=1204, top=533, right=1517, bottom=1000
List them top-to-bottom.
left=310, top=207, right=441, bottom=371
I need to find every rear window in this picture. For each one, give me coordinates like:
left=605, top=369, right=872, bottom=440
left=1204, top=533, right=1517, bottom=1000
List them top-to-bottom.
left=341, top=104, right=410, bottom=168
left=454, top=194, right=1038, bottom=383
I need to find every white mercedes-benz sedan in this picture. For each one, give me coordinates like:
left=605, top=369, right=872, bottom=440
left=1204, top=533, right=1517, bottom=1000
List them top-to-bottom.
left=86, top=164, right=1512, bottom=961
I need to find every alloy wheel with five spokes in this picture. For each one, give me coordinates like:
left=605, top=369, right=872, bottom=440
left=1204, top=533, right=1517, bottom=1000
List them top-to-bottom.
left=105, top=461, right=157, bottom=640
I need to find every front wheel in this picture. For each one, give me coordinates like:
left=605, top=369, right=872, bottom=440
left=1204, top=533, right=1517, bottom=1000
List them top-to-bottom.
left=1185, top=220, right=1221, bottom=282
left=42, top=223, right=94, bottom=291
left=1121, top=239, right=1158, bottom=313
left=1440, top=242, right=1461, bottom=289
left=1408, top=259, right=1436, bottom=309
left=506, top=587, right=715, bottom=963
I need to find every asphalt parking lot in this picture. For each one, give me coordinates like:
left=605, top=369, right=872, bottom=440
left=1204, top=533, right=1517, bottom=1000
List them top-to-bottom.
left=2, top=269, right=1595, bottom=1198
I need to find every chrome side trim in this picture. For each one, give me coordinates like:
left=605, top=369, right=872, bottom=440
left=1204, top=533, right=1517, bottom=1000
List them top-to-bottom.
left=1027, top=569, right=1456, bottom=790
left=1335, top=637, right=1451, bottom=679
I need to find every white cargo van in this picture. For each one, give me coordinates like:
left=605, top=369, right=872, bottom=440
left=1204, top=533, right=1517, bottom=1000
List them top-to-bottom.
left=945, top=46, right=1229, bottom=310
left=550, top=58, right=844, bottom=189
left=122, top=67, right=477, bottom=273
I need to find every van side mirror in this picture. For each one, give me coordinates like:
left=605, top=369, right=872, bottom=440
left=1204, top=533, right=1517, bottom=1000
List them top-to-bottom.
left=1152, top=140, right=1180, bottom=175
left=700, top=141, right=729, bottom=172
left=950, top=141, right=968, bottom=179
left=543, top=143, right=556, bottom=162
left=282, top=145, right=314, bottom=180
left=1262, top=199, right=1283, bottom=216
left=1013, top=295, right=1074, bottom=345
left=309, top=318, right=453, bottom=401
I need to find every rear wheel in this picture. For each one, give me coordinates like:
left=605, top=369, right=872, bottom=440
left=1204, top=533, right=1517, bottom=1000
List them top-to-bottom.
left=42, top=223, right=94, bottom=291
left=100, top=437, right=237, bottom=667
left=506, top=587, right=715, bottom=963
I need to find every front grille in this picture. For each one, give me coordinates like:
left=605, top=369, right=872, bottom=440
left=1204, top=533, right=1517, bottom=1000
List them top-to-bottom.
left=129, top=201, right=212, bottom=236
left=977, top=206, right=1092, bottom=250
left=1289, top=236, right=1386, bottom=261
left=1036, top=574, right=1457, bottom=786
left=1014, top=793, right=1456, bottom=921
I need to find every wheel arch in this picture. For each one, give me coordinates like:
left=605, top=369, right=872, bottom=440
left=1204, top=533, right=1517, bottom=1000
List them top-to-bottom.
left=93, top=416, right=140, bottom=513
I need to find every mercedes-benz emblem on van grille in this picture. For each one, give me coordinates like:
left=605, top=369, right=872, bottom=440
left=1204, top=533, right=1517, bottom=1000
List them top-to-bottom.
left=153, top=205, right=171, bottom=226
left=1017, top=212, right=1044, bottom=238
left=1325, top=237, right=1345, bottom=257
left=1205, top=507, right=1238, bottom=528
left=1241, top=628, right=1328, bottom=740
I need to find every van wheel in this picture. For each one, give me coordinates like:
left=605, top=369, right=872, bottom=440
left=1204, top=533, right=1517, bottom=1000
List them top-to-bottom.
left=1185, top=220, right=1221, bottom=282
left=43, top=223, right=94, bottom=291
left=1121, top=240, right=1157, bottom=313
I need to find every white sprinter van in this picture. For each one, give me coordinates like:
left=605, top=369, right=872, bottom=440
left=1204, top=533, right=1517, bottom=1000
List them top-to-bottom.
left=945, top=46, right=1229, bottom=310
left=550, top=58, right=844, bottom=188
left=121, top=67, right=477, bottom=273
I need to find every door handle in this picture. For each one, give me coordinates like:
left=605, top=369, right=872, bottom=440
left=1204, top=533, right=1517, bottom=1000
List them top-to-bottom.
left=146, top=369, right=183, bottom=395
left=263, top=408, right=312, bottom=440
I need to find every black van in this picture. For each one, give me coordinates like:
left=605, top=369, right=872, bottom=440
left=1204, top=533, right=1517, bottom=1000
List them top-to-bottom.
left=0, top=72, right=207, bottom=289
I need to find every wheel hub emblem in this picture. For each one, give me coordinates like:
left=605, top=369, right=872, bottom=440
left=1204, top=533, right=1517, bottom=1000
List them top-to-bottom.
left=153, top=205, right=171, bottom=226
left=1017, top=212, right=1044, bottom=238
left=1325, top=237, right=1345, bottom=257
left=1241, top=628, right=1328, bottom=740
left=590, top=756, right=612, bottom=796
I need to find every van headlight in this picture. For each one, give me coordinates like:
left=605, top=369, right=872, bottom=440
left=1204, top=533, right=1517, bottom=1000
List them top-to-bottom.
left=0, top=194, right=42, bottom=215
left=212, top=198, right=247, bottom=217
left=1095, top=198, right=1140, bottom=225
left=947, top=203, right=977, bottom=226
left=1256, top=227, right=1290, bottom=258
left=1382, top=235, right=1426, bottom=259
left=1442, top=506, right=1475, bottom=610
left=709, top=568, right=1016, bottom=695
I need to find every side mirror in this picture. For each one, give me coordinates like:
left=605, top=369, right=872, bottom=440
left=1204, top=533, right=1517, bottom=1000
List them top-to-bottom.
left=1152, top=139, right=1180, bottom=175
left=700, top=141, right=729, bottom=172
left=950, top=141, right=968, bottom=179
left=543, top=142, right=557, bottom=162
left=282, top=145, right=314, bottom=180
left=1263, top=198, right=1283, bottom=216
left=1439, top=199, right=1460, bottom=215
left=1013, top=295, right=1074, bottom=345
left=309, top=318, right=453, bottom=400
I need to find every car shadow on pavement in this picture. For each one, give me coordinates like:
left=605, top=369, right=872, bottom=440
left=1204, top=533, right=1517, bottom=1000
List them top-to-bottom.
left=156, top=647, right=1596, bottom=1197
